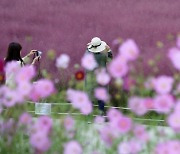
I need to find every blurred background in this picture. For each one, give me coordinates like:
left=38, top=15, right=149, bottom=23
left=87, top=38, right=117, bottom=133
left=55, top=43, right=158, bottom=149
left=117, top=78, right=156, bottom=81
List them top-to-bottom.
left=0, top=0, right=180, bottom=77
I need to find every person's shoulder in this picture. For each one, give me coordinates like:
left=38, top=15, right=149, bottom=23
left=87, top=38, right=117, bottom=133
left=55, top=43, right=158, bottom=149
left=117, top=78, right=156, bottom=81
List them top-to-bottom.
left=16, top=60, right=24, bottom=66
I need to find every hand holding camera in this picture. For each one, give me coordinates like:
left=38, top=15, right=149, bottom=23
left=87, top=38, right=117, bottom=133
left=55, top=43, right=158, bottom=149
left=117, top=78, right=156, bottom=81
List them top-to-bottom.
left=28, top=50, right=42, bottom=57
left=31, top=50, right=42, bottom=65
left=34, top=50, right=42, bottom=60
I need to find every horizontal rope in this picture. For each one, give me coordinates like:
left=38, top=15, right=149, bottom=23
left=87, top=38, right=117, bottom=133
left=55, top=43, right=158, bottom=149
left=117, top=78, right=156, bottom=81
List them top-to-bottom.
left=27, top=101, right=159, bottom=112
left=28, top=110, right=165, bottom=122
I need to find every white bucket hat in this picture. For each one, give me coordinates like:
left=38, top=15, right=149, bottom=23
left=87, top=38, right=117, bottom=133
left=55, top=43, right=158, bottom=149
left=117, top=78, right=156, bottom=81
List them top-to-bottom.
left=87, top=37, right=107, bottom=53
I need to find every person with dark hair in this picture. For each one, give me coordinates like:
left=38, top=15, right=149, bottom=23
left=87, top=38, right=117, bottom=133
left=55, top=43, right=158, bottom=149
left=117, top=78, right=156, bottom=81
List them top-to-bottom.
left=85, top=37, right=113, bottom=115
left=4, top=42, right=40, bottom=86
left=5, top=42, right=40, bottom=65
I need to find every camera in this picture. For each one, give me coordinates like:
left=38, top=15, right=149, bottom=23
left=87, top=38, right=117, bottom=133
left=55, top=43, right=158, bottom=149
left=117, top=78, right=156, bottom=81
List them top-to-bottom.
left=33, top=50, right=42, bottom=61
left=35, top=51, right=42, bottom=57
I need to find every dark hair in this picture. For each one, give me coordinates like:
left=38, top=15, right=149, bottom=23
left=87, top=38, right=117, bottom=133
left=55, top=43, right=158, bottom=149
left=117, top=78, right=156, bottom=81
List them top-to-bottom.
left=5, top=42, right=24, bottom=65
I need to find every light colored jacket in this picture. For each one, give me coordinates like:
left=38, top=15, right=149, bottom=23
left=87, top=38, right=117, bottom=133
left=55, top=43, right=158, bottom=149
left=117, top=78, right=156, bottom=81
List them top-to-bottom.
left=84, top=49, right=113, bottom=100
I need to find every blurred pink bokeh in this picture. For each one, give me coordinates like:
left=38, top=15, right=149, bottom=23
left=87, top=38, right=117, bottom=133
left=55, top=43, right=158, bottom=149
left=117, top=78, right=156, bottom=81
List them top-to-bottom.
left=0, top=0, right=179, bottom=76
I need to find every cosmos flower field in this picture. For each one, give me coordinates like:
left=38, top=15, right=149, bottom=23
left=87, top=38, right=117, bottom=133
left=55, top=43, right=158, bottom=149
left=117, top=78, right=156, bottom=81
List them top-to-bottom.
left=1, top=0, right=180, bottom=153
left=1, top=38, right=180, bottom=153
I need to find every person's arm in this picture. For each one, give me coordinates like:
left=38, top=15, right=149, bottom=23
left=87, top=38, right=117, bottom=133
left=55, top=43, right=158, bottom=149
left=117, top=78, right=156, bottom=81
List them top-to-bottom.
left=102, top=45, right=113, bottom=63
left=105, top=45, right=113, bottom=58
left=22, top=50, right=37, bottom=63
left=31, top=56, right=41, bottom=65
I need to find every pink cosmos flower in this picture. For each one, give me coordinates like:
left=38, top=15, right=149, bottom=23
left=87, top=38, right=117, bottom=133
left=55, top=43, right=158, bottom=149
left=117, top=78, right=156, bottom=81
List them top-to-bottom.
left=118, top=39, right=140, bottom=61
left=168, top=47, right=180, bottom=70
left=81, top=53, right=98, bottom=71
left=56, top=54, right=70, bottom=69
left=108, top=56, right=128, bottom=78
left=5, top=61, right=20, bottom=76
left=15, top=65, right=35, bottom=83
left=96, top=69, right=110, bottom=86
left=153, top=76, right=174, bottom=94
left=30, top=79, right=55, bottom=101
left=36, top=79, right=55, bottom=98
left=17, top=81, right=32, bottom=97
left=0, top=85, right=7, bottom=95
left=0, top=86, right=7, bottom=101
left=94, top=87, right=109, bottom=102
left=1, top=88, right=15, bottom=107
left=3, top=89, right=24, bottom=107
left=66, top=89, right=76, bottom=102
left=67, top=89, right=93, bottom=115
left=70, top=90, right=90, bottom=108
left=154, top=94, right=174, bottom=114
left=128, top=97, right=148, bottom=116
left=143, top=97, right=154, bottom=109
left=174, top=100, right=180, bottom=113
left=80, top=102, right=93, bottom=115
left=107, top=108, right=122, bottom=122
left=19, top=112, right=32, bottom=125
left=167, top=112, right=180, bottom=132
left=36, top=116, right=53, bottom=134
left=64, top=116, right=75, bottom=131
left=94, top=116, right=105, bottom=124
left=112, top=116, right=132, bottom=134
left=1, top=119, right=15, bottom=134
left=99, top=125, right=118, bottom=146
left=133, top=125, right=149, bottom=142
left=30, top=131, right=51, bottom=152
left=64, top=140, right=82, bottom=154
left=118, top=140, right=142, bottom=154
left=129, top=140, right=142, bottom=154
left=154, top=140, right=180, bottom=154
left=168, top=140, right=180, bottom=153
left=118, top=141, right=131, bottom=154
left=154, top=142, right=170, bottom=154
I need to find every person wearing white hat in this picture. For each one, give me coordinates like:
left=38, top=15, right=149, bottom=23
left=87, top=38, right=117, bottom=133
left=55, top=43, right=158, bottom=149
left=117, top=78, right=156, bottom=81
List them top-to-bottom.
left=85, top=37, right=113, bottom=115
left=87, top=37, right=113, bottom=59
